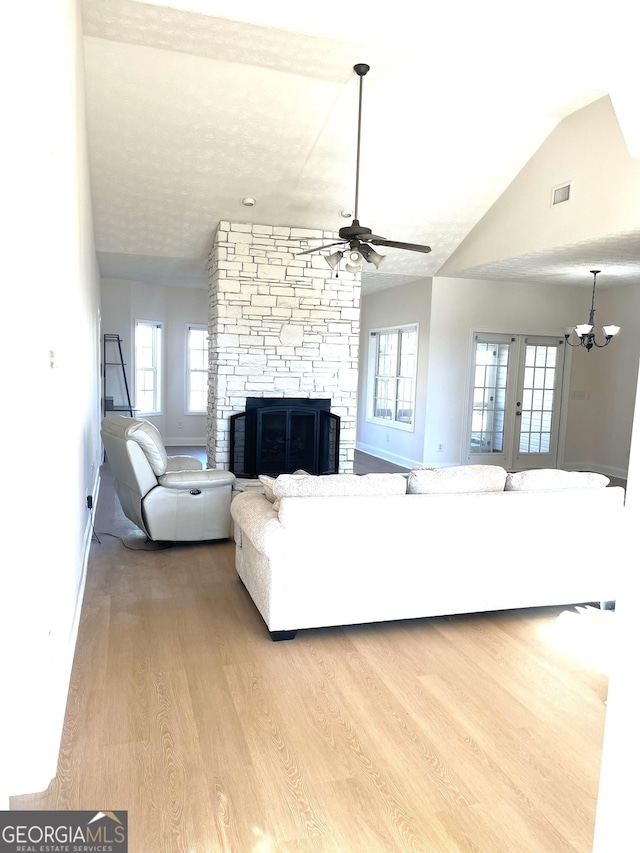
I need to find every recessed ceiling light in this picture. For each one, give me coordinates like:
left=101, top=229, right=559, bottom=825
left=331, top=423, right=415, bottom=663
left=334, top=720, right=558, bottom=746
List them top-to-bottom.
left=241, top=197, right=256, bottom=207
left=340, top=209, right=353, bottom=218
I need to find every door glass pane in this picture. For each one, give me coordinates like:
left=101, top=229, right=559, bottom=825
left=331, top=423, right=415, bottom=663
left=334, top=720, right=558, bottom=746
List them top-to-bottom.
left=469, top=341, right=510, bottom=454
left=518, top=344, right=557, bottom=454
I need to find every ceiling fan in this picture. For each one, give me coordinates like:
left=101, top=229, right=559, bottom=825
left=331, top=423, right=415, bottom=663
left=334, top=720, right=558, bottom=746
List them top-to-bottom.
left=298, top=63, right=432, bottom=271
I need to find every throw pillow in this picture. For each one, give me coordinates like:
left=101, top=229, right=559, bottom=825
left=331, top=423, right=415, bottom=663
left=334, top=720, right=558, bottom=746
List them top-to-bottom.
left=407, top=465, right=508, bottom=494
left=505, top=469, right=610, bottom=491
left=272, top=472, right=407, bottom=501
left=258, top=475, right=277, bottom=503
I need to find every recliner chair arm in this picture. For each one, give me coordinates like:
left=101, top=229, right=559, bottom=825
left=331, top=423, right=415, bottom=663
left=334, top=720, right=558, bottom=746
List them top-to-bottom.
left=166, top=455, right=205, bottom=472
left=157, top=469, right=235, bottom=490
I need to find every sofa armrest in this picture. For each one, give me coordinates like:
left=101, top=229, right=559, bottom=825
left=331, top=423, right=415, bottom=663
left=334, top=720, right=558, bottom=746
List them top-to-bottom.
left=158, top=469, right=235, bottom=490
left=230, top=491, right=285, bottom=555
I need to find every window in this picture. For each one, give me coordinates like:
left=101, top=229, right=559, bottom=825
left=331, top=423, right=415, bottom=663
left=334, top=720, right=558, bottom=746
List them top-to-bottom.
left=134, top=320, right=162, bottom=414
left=187, top=325, right=208, bottom=413
left=368, top=325, right=418, bottom=429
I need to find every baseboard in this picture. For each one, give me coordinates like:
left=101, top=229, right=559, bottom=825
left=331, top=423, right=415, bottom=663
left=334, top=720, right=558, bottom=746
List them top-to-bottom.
left=164, top=437, right=206, bottom=447
left=355, top=442, right=420, bottom=470
left=563, top=460, right=628, bottom=480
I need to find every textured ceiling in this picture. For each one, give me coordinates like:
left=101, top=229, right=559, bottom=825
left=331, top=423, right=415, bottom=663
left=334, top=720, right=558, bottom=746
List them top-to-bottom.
left=81, top=0, right=640, bottom=294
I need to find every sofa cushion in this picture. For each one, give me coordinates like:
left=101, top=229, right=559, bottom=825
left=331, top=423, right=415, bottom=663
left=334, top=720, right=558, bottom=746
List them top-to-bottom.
left=407, top=465, right=508, bottom=494
left=505, top=469, right=610, bottom=491
left=272, top=472, right=407, bottom=503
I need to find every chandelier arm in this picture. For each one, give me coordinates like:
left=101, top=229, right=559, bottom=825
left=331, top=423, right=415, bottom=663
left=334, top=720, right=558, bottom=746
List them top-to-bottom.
left=563, top=332, right=613, bottom=351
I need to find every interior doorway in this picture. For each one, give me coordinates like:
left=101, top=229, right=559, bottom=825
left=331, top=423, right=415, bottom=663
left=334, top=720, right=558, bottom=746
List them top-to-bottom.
left=465, top=333, right=567, bottom=470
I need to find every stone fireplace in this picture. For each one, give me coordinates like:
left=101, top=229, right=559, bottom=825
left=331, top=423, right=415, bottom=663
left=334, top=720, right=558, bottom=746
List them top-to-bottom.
left=206, top=221, right=359, bottom=474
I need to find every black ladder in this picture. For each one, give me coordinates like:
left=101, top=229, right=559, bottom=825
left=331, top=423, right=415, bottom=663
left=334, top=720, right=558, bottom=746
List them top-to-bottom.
left=103, top=333, right=135, bottom=417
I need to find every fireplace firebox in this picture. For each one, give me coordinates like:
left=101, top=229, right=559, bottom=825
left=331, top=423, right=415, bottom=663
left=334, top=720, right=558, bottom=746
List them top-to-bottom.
left=229, top=398, right=340, bottom=477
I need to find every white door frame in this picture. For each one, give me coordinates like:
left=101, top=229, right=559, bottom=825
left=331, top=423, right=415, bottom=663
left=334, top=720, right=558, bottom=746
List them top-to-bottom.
left=463, top=328, right=572, bottom=470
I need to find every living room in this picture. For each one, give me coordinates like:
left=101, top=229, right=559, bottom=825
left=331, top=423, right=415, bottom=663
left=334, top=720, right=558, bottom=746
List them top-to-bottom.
left=2, top=1, right=638, bottom=849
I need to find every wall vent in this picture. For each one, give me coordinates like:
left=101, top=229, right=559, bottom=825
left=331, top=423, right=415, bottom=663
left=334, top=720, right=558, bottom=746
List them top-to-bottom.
left=552, top=182, right=571, bottom=205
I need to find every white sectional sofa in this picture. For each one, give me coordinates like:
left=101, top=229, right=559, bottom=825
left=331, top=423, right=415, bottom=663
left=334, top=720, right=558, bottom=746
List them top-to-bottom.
left=229, top=466, right=626, bottom=640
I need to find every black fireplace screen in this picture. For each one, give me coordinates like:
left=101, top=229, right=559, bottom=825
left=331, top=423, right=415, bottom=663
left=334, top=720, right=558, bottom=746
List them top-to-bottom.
left=230, top=397, right=340, bottom=477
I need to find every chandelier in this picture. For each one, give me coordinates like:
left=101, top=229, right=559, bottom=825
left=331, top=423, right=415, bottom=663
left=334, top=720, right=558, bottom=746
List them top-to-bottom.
left=564, top=270, right=620, bottom=352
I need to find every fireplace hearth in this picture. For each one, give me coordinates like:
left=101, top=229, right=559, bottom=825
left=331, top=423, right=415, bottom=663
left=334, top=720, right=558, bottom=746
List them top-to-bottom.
left=230, top=398, right=340, bottom=477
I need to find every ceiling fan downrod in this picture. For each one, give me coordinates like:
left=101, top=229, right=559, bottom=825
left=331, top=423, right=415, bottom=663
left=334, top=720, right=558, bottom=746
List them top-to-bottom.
left=296, top=62, right=432, bottom=262
left=352, top=63, right=370, bottom=224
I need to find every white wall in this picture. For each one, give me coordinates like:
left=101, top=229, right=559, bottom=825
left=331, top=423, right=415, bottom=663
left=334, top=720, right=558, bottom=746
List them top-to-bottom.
left=1, top=0, right=102, bottom=799
left=440, top=96, right=640, bottom=275
left=357, top=274, right=635, bottom=475
left=424, top=276, right=595, bottom=467
left=101, top=278, right=209, bottom=445
left=357, top=278, right=432, bottom=468
left=563, top=284, right=640, bottom=478
left=592, top=338, right=640, bottom=849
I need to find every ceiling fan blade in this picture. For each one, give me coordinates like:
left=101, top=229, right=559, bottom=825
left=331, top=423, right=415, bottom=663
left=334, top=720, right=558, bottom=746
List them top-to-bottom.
left=298, top=66, right=433, bottom=267
left=370, top=238, right=432, bottom=254
left=297, top=240, right=347, bottom=256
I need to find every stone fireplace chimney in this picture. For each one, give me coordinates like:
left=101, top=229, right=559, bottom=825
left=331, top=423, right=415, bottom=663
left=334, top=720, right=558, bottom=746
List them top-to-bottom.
left=206, top=221, right=359, bottom=474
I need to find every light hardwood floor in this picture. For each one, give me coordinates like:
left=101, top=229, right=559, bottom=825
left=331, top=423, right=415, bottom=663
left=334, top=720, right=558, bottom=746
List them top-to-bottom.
left=11, top=453, right=614, bottom=852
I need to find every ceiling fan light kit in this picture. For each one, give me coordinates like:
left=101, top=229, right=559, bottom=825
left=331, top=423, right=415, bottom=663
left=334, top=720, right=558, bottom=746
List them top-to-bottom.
left=299, top=63, right=432, bottom=275
left=358, top=243, right=385, bottom=268
left=325, top=251, right=343, bottom=270
left=564, top=270, right=621, bottom=351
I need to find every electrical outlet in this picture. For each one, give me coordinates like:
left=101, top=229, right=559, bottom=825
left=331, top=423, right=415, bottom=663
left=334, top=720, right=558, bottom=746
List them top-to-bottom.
left=177, top=420, right=183, bottom=429
left=386, top=434, right=390, bottom=443
left=437, top=443, right=444, bottom=452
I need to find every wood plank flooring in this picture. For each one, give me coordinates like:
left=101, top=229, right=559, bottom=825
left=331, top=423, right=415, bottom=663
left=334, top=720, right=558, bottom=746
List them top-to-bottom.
left=10, top=452, right=614, bottom=852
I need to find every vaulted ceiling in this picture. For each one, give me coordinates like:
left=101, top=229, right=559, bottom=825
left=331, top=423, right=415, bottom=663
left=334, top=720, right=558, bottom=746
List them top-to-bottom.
left=81, top=0, right=640, bottom=294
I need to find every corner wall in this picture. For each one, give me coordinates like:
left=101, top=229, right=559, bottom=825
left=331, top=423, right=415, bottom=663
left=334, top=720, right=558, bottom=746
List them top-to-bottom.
left=3, top=0, right=102, bottom=799
left=424, top=276, right=599, bottom=467
left=100, top=278, right=209, bottom=445
left=357, top=278, right=433, bottom=469
left=563, top=283, right=640, bottom=478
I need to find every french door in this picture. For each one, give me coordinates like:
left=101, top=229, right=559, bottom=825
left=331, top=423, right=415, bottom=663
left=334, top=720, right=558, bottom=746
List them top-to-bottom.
left=466, top=333, right=567, bottom=470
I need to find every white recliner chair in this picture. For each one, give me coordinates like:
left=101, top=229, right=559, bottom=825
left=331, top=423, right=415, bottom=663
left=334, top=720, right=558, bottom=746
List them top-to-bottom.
left=101, top=415, right=235, bottom=542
